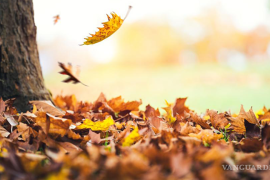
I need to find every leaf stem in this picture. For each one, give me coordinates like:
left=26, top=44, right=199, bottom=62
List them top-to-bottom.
left=123, top=6, right=132, bottom=21
left=104, top=131, right=109, bottom=146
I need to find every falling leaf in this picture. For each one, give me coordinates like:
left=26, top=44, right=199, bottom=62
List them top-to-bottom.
left=81, top=6, right=132, bottom=45
left=53, top=15, right=60, bottom=25
left=58, top=62, right=87, bottom=86
left=76, top=116, right=114, bottom=131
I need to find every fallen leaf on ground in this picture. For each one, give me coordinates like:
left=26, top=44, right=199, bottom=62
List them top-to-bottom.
left=76, top=116, right=114, bottom=131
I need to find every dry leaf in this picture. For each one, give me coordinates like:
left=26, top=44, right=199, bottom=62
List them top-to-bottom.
left=81, top=6, right=132, bottom=45
left=53, top=14, right=60, bottom=25
left=58, top=62, right=87, bottom=86
left=30, top=100, right=64, bottom=116
left=162, top=100, right=176, bottom=124
left=238, top=105, right=259, bottom=125
left=35, top=112, right=71, bottom=137
left=4, top=113, right=18, bottom=127
left=76, top=116, right=114, bottom=131
left=0, top=126, right=10, bottom=137
left=122, top=127, right=141, bottom=147
left=189, top=129, right=223, bottom=145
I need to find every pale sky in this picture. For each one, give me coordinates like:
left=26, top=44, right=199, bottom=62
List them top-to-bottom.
left=33, top=0, right=270, bottom=72
left=33, top=0, right=270, bottom=43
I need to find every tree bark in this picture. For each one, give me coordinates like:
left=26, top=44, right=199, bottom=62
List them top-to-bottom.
left=0, top=0, right=51, bottom=112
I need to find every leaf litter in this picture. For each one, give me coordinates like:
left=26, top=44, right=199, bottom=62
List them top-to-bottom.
left=0, top=94, right=270, bottom=179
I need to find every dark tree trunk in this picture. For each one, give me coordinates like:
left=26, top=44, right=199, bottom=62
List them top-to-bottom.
left=0, top=0, right=51, bottom=112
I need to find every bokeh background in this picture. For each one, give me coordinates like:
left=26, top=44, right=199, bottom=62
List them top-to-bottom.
left=33, top=0, right=270, bottom=113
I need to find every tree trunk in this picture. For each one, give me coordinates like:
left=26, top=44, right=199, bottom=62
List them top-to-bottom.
left=0, top=0, right=51, bottom=112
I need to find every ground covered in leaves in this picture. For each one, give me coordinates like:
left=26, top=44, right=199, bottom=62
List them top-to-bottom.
left=1, top=93, right=270, bottom=179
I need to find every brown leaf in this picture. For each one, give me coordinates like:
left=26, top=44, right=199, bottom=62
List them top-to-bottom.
left=59, top=62, right=87, bottom=86
left=92, top=93, right=116, bottom=118
left=54, top=94, right=79, bottom=111
left=107, top=96, right=142, bottom=113
left=0, top=98, right=6, bottom=113
left=172, top=98, right=190, bottom=117
left=30, top=100, right=65, bottom=116
left=145, top=105, right=160, bottom=118
left=238, top=105, right=259, bottom=125
left=206, top=110, right=229, bottom=129
left=188, top=111, right=211, bottom=129
left=35, top=112, right=72, bottom=137
left=63, top=112, right=83, bottom=123
left=227, top=116, right=245, bottom=134
left=244, top=120, right=261, bottom=139
left=180, top=122, right=201, bottom=135
left=16, top=123, right=30, bottom=141
left=261, top=124, right=270, bottom=149
left=0, top=126, right=10, bottom=137
left=189, top=129, right=223, bottom=144
left=67, top=130, right=82, bottom=140
left=89, top=130, right=101, bottom=144
left=238, top=138, right=263, bottom=152
left=58, top=142, right=82, bottom=153
left=171, top=153, right=192, bottom=177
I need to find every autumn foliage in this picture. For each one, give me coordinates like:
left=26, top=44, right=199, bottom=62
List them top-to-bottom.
left=81, top=6, right=132, bottom=45
left=0, top=93, right=270, bottom=179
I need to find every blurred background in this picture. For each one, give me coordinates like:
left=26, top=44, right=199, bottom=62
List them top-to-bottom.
left=33, top=0, right=270, bottom=113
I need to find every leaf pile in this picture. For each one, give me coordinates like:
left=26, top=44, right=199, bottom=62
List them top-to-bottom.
left=1, top=95, right=270, bottom=179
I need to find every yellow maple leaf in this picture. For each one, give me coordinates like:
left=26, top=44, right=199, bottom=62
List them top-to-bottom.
left=81, top=6, right=132, bottom=45
left=162, top=100, right=176, bottom=124
left=76, top=116, right=114, bottom=131
left=122, top=127, right=141, bottom=147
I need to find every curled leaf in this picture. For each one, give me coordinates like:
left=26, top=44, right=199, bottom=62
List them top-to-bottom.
left=81, top=6, right=132, bottom=45
left=59, top=62, right=87, bottom=86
